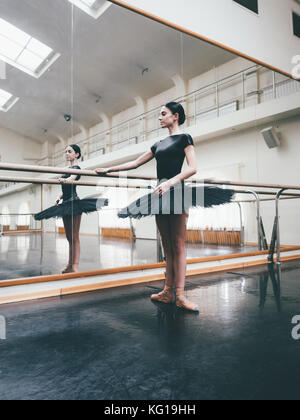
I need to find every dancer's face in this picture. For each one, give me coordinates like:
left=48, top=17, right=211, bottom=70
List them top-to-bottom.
left=159, top=106, right=179, bottom=129
left=65, top=146, right=78, bottom=163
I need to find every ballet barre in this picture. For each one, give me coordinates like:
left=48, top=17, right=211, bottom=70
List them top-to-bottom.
left=0, top=162, right=156, bottom=181
left=2, top=162, right=300, bottom=192
left=1, top=167, right=300, bottom=261
left=1, top=174, right=300, bottom=198
left=0, top=175, right=153, bottom=189
left=236, top=196, right=300, bottom=203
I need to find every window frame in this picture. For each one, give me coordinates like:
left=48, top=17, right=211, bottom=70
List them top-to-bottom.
left=232, top=0, right=259, bottom=15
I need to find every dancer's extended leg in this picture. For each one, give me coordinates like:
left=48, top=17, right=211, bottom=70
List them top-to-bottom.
left=169, top=213, right=199, bottom=312
left=72, top=214, right=82, bottom=272
left=151, top=215, right=175, bottom=303
left=62, top=216, right=74, bottom=273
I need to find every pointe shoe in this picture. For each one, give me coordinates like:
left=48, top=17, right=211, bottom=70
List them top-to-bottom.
left=61, top=266, right=74, bottom=274
left=151, top=286, right=175, bottom=304
left=176, top=288, right=199, bottom=312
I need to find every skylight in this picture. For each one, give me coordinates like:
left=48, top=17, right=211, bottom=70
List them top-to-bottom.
left=69, top=0, right=112, bottom=19
left=0, top=18, right=60, bottom=78
left=0, top=88, right=19, bottom=112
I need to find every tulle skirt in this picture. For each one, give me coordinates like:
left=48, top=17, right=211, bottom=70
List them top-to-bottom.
left=118, top=184, right=235, bottom=219
left=34, top=196, right=109, bottom=220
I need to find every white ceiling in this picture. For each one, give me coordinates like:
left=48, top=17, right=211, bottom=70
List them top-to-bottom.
left=0, top=0, right=236, bottom=144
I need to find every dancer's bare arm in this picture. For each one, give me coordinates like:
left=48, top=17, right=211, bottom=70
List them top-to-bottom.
left=95, top=151, right=154, bottom=175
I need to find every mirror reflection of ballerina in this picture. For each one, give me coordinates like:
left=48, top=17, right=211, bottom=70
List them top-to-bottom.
left=95, top=102, right=235, bottom=312
left=34, top=145, right=108, bottom=274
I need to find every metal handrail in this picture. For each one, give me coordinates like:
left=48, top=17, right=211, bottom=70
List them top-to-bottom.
left=71, top=64, right=264, bottom=146
left=34, top=65, right=300, bottom=166
left=268, top=189, right=291, bottom=264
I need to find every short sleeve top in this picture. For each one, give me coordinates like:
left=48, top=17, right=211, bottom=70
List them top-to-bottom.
left=151, top=134, right=194, bottom=181
left=61, top=165, right=81, bottom=201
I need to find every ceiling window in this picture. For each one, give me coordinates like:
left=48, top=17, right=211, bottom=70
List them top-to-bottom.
left=68, top=0, right=112, bottom=19
left=233, top=0, right=259, bottom=14
left=293, top=12, right=300, bottom=38
left=0, top=18, right=60, bottom=78
left=0, top=88, right=19, bottom=112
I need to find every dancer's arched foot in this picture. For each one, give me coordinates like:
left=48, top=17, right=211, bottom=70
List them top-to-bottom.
left=62, top=266, right=73, bottom=274
left=151, top=286, right=175, bottom=304
left=176, top=288, right=199, bottom=312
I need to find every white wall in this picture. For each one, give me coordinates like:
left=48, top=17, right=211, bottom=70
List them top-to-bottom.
left=110, top=0, right=300, bottom=79
left=191, top=115, right=300, bottom=245
left=0, top=127, right=42, bottom=169
left=0, top=186, right=42, bottom=230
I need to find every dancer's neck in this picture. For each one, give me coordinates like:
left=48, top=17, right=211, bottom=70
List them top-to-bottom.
left=168, top=125, right=181, bottom=137
left=69, top=159, right=78, bottom=167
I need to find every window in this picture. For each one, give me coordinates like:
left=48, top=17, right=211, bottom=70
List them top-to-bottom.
left=68, top=0, right=112, bottom=19
left=233, top=0, right=259, bottom=14
left=293, top=12, right=300, bottom=38
left=0, top=18, right=60, bottom=78
left=0, top=88, right=19, bottom=112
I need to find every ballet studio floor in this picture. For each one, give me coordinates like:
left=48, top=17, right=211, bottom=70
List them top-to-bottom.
left=0, top=233, right=258, bottom=281
left=0, top=259, right=299, bottom=400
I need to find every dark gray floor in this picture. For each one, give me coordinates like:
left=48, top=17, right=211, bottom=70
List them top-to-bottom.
left=0, top=233, right=257, bottom=280
left=0, top=260, right=299, bottom=400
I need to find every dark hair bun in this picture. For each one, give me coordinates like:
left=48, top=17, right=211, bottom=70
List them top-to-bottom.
left=165, top=102, right=186, bottom=125
left=69, top=144, right=82, bottom=160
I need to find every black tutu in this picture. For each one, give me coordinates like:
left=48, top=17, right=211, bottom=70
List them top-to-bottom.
left=118, top=184, right=235, bottom=219
left=34, top=197, right=109, bottom=221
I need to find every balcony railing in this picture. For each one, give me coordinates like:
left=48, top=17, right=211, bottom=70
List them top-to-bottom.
left=12, top=65, right=300, bottom=170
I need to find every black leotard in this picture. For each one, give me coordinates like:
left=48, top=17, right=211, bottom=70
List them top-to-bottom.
left=151, top=134, right=194, bottom=181
left=61, top=165, right=81, bottom=201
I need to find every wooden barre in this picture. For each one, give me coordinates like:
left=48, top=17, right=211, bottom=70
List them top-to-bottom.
left=0, top=162, right=156, bottom=181
left=1, top=162, right=300, bottom=191
left=0, top=175, right=153, bottom=189
left=2, top=175, right=300, bottom=202
left=233, top=189, right=300, bottom=197
left=236, top=196, right=300, bottom=203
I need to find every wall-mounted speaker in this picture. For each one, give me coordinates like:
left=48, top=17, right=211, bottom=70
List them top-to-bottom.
left=260, top=127, right=281, bottom=149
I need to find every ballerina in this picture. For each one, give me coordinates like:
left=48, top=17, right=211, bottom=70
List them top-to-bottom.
left=95, top=102, right=234, bottom=311
left=34, top=144, right=108, bottom=274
